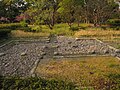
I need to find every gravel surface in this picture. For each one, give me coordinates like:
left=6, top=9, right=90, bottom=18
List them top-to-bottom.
left=0, top=36, right=119, bottom=77
left=56, top=36, right=115, bottom=55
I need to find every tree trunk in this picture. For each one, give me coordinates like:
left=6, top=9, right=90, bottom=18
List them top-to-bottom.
left=67, top=22, right=72, bottom=28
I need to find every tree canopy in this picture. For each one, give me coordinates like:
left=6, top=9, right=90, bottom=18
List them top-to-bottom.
left=0, top=0, right=119, bottom=27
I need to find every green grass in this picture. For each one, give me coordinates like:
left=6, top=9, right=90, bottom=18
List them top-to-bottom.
left=36, top=56, right=120, bottom=90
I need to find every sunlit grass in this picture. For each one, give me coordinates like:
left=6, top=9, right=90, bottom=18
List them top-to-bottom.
left=11, top=30, right=50, bottom=38
left=75, top=30, right=120, bottom=39
left=36, top=56, right=120, bottom=89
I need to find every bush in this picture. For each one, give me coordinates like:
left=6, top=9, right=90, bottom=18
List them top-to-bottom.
left=107, top=19, right=120, bottom=27
left=20, top=21, right=28, bottom=27
left=0, top=22, right=29, bottom=30
left=0, top=23, right=23, bottom=30
left=25, top=26, right=42, bottom=32
left=31, top=26, right=42, bottom=32
left=101, top=26, right=107, bottom=30
left=114, top=26, right=120, bottom=30
left=70, top=27, right=79, bottom=31
left=0, top=29, right=11, bottom=37
left=0, top=76, right=76, bottom=90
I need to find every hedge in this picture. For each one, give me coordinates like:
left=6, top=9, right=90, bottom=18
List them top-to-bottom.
left=107, top=19, right=120, bottom=27
left=0, top=23, right=27, bottom=30
left=0, top=23, right=29, bottom=37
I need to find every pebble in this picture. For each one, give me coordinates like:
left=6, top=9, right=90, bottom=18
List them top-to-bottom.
left=21, top=52, right=27, bottom=56
left=54, top=52, right=59, bottom=55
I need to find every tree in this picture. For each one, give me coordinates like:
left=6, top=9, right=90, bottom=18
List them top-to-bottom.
left=0, top=0, right=28, bottom=22
left=26, top=0, right=60, bottom=29
left=58, top=0, right=84, bottom=28
left=83, top=0, right=119, bottom=26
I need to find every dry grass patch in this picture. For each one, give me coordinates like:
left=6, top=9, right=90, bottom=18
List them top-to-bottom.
left=11, top=30, right=50, bottom=38
left=75, top=30, right=120, bottom=39
left=36, top=56, right=120, bottom=89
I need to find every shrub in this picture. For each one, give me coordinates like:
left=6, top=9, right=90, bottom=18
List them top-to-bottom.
left=107, top=19, right=120, bottom=27
left=20, top=20, right=28, bottom=27
left=0, top=23, right=22, bottom=30
left=0, top=23, right=29, bottom=30
left=24, top=26, right=42, bottom=32
left=31, top=26, right=42, bottom=32
left=79, top=26, right=86, bottom=30
left=101, top=26, right=107, bottom=30
left=114, top=26, right=120, bottom=30
left=70, top=27, right=79, bottom=31
left=0, top=29, right=11, bottom=37
left=0, top=76, right=76, bottom=90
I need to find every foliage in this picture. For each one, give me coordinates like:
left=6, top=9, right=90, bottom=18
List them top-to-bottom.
left=0, top=0, right=29, bottom=22
left=25, top=0, right=61, bottom=29
left=58, top=0, right=84, bottom=27
left=107, top=19, right=120, bottom=27
left=20, top=20, right=28, bottom=27
left=0, top=23, right=24, bottom=30
left=0, top=23, right=30, bottom=37
left=11, top=24, right=74, bottom=38
left=26, top=26, right=42, bottom=32
left=69, top=27, right=79, bottom=31
left=0, top=29, right=11, bottom=37
left=0, top=76, right=76, bottom=90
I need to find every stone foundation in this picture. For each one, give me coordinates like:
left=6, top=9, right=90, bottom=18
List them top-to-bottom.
left=0, top=36, right=119, bottom=77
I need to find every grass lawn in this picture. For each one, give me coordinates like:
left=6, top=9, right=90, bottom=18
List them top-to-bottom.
left=36, top=56, right=120, bottom=90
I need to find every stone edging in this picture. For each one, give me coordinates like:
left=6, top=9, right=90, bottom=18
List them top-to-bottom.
left=95, top=38, right=120, bottom=60
left=0, top=40, right=14, bottom=48
left=30, top=58, right=42, bottom=77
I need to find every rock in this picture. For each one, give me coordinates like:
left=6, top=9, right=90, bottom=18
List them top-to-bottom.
left=46, top=38, right=50, bottom=43
left=46, top=38, right=50, bottom=41
left=75, top=38, right=81, bottom=41
left=46, top=40, right=50, bottom=43
left=54, top=41, right=58, bottom=43
left=68, top=41, right=72, bottom=44
left=52, top=45, right=59, bottom=48
left=73, top=45, right=78, bottom=48
left=42, top=46, right=47, bottom=49
left=115, top=49, right=120, bottom=53
left=88, top=50, right=96, bottom=54
left=103, top=50, right=109, bottom=54
left=21, top=52, right=27, bottom=56
left=41, top=52, right=46, bottom=55
left=54, top=52, right=59, bottom=55
left=0, top=53, right=5, bottom=57
left=111, top=53, right=117, bottom=57
left=38, top=54, right=41, bottom=57
left=39, top=56, right=44, bottom=59
left=53, top=56, right=64, bottom=59
left=89, top=72, right=94, bottom=75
